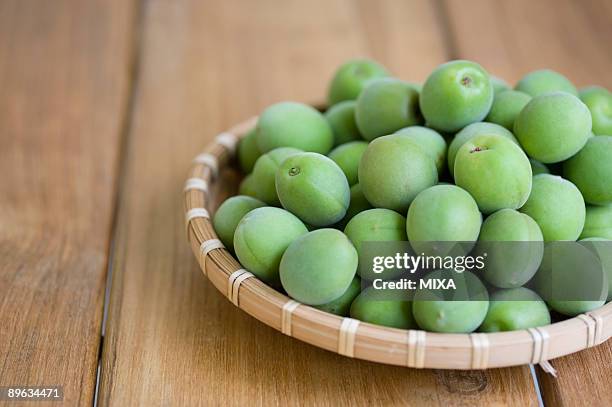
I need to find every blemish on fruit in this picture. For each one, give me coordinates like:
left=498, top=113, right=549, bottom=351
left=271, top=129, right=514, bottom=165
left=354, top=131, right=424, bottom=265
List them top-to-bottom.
left=461, top=76, right=473, bottom=87
left=469, top=146, right=488, bottom=153
left=289, top=167, right=301, bottom=176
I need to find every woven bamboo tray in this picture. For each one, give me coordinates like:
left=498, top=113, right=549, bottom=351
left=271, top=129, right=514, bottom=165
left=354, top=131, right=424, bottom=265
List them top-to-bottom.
left=183, top=112, right=612, bottom=371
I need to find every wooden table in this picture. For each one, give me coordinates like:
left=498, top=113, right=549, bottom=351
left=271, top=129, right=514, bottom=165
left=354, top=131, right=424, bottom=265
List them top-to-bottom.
left=1, top=0, right=611, bottom=405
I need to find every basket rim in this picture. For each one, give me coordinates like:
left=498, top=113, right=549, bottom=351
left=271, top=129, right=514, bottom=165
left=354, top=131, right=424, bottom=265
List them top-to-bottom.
left=183, top=110, right=612, bottom=370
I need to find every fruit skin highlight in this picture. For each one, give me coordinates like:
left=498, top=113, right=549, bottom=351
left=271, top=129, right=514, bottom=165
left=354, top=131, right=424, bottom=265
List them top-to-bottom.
left=327, top=59, right=389, bottom=105
left=420, top=60, right=494, bottom=133
left=515, top=69, right=578, bottom=97
left=355, top=78, right=422, bottom=141
left=579, top=86, right=612, bottom=136
left=514, top=92, right=591, bottom=163
left=324, top=100, right=363, bottom=146
left=256, top=101, right=333, bottom=154
left=394, top=126, right=447, bottom=174
left=358, top=134, right=438, bottom=212
left=454, top=134, right=532, bottom=214
left=564, top=136, right=612, bottom=205
left=328, top=141, right=368, bottom=186
left=276, top=152, right=350, bottom=227
left=520, top=174, right=586, bottom=242
left=213, top=195, right=266, bottom=250
left=234, top=207, right=308, bottom=286
left=280, top=229, right=358, bottom=305
left=479, top=287, right=551, bottom=332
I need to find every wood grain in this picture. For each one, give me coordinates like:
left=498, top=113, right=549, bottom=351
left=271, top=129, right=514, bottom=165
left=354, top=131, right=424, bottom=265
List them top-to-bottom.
left=0, top=0, right=137, bottom=405
left=98, top=0, right=537, bottom=405
left=441, top=0, right=612, bottom=405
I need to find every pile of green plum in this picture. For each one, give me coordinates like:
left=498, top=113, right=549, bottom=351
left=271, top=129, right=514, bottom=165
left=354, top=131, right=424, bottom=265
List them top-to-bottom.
left=213, top=59, right=612, bottom=334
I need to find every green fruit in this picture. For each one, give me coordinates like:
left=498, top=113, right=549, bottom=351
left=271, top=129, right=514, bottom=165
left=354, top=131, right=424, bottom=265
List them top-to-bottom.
left=327, top=59, right=389, bottom=105
left=420, top=60, right=493, bottom=132
left=515, top=69, right=578, bottom=97
left=491, top=76, right=511, bottom=95
left=355, top=78, right=422, bottom=141
left=579, top=86, right=612, bottom=136
left=485, top=90, right=532, bottom=130
left=514, top=92, right=591, bottom=163
left=324, top=100, right=363, bottom=146
left=256, top=102, right=333, bottom=154
left=447, top=122, right=517, bottom=177
left=394, top=126, right=447, bottom=174
left=237, top=129, right=262, bottom=173
left=358, top=134, right=438, bottom=212
left=454, top=134, right=532, bottom=214
left=564, top=136, right=612, bottom=205
left=328, top=141, right=368, bottom=186
left=250, top=147, right=302, bottom=205
left=276, top=152, right=350, bottom=226
left=530, top=159, right=550, bottom=175
left=238, top=174, right=258, bottom=197
left=520, top=174, right=586, bottom=241
left=335, top=183, right=373, bottom=229
left=407, top=185, right=482, bottom=256
left=213, top=196, right=266, bottom=250
left=580, top=204, right=612, bottom=240
left=234, top=207, right=308, bottom=286
left=344, top=208, right=407, bottom=280
left=476, top=209, right=543, bottom=288
left=280, top=229, right=358, bottom=305
left=580, top=238, right=612, bottom=301
left=533, top=242, right=607, bottom=316
left=412, top=270, right=489, bottom=333
left=315, top=276, right=362, bottom=316
left=350, top=287, right=416, bottom=329
left=479, top=288, right=550, bottom=332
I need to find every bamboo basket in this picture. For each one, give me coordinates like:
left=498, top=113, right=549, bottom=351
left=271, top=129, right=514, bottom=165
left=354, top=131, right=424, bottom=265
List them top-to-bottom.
left=183, top=112, right=612, bottom=371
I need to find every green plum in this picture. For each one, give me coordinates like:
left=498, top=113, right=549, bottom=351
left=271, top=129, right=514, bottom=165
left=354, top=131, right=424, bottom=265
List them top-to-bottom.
left=327, top=59, right=389, bottom=105
left=420, top=60, right=493, bottom=132
left=515, top=69, right=578, bottom=97
left=491, top=76, right=511, bottom=95
left=355, top=78, right=422, bottom=141
left=579, top=86, right=612, bottom=136
left=485, top=90, right=532, bottom=130
left=514, top=92, right=591, bottom=163
left=324, top=100, right=363, bottom=146
left=256, top=102, right=333, bottom=154
left=447, top=122, right=517, bottom=177
left=394, top=126, right=447, bottom=173
left=237, top=129, right=262, bottom=173
left=358, top=134, right=438, bottom=212
left=454, top=134, right=532, bottom=214
left=564, top=136, right=612, bottom=205
left=328, top=141, right=368, bottom=185
left=250, top=147, right=302, bottom=205
left=276, top=152, right=350, bottom=226
left=530, top=159, right=550, bottom=175
left=238, top=174, right=258, bottom=197
left=520, top=174, right=586, bottom=241
left=334, top=183, right=373, bottom=229
left=407, top=185, right=482, bottom=256
left=213, top=195, right=266, bottom=250
left=580, top=204, right=612, bottom=240
left=234, top=207, right=308, bottom=286
left=344, top=208, right=407, bottom=280
left=476, top=209, right=543, bottom=288
left=280, top=229, right=358, bottom=305
left=581, top=238, right=612, bottom=301
left=412, top=270, right=489, bottom=333
left=315, top=276, right=362, bottom=316
left=350, top=287, right=416, bottom=329
left=479, top=288, right=551, bottom=332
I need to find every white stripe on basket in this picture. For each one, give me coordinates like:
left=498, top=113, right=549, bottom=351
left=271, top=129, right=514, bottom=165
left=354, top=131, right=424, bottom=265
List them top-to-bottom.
left=216, top=132, right=239, bottom=155
left=193, top=153, right=219, bottom=178
left=184, top=177, right=209, bottom=193
left=185, top=208, right=210, bottom=225
left=199, top=238, right=225, bottom=275
left=227, top=269, right=254, bottom=306
left=281, top=300, right=300, bottom=336
left=586, top=311, right=605, bottom=345
left=338, top=318, right=360, bottom=357
left=528, top=327, right=550, bottom=364
left=407, top=330, right=426, bottom=368
left=469, top=333, right=490, bottom=369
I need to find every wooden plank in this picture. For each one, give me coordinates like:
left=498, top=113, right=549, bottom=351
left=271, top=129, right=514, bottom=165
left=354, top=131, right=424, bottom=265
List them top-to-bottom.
left=0, top=0, right=137, bottom=405
left=98, top=0, right=537, bottom=405
left=441, top=0, right=612, bottom=405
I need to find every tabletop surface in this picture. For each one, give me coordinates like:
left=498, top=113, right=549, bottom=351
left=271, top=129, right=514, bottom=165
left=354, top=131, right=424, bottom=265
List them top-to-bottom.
left=1, top=0, right=611, bottom=405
